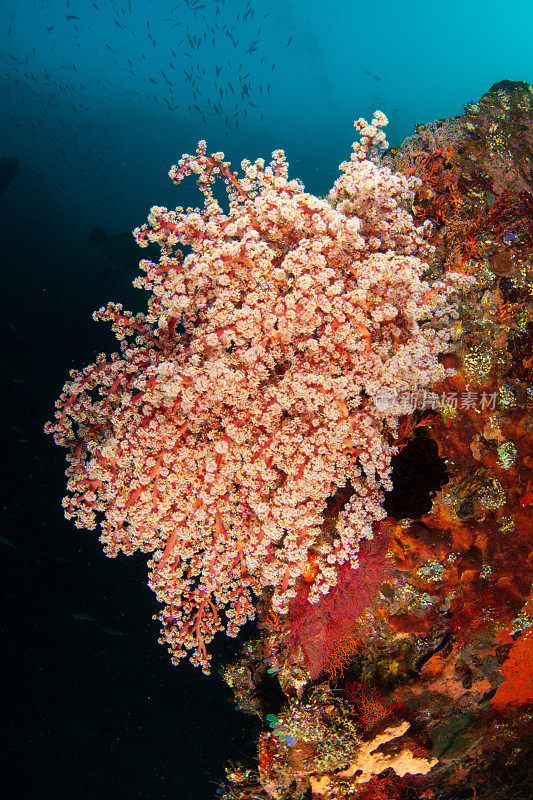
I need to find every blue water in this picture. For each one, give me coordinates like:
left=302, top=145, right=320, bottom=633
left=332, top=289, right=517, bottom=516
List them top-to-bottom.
left=2, top=0, right=532, bottom=232
left=1, top=1, right=532, bottom=799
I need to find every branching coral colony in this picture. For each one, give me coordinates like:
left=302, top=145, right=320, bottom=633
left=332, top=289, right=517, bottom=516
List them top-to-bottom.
left=47, top=82, right=533, bottom=800
left=46, top=112, right=466, bottom=674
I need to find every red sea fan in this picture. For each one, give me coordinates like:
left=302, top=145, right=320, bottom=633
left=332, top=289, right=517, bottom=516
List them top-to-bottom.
left=288, top=532, right=392, bottom=679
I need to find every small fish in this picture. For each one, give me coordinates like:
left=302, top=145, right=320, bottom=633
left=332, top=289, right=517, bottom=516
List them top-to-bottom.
left=66, top=15, right=80, bottom=22
left=0, top=535, right=16, bottom=549
left=72, top=612, right=97, bottom=622
left=102, top=627, right=126, bottom=636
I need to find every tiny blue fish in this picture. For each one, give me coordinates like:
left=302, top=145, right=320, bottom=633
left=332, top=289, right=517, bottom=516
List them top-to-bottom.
left=285, top=736, right=296, bottom=746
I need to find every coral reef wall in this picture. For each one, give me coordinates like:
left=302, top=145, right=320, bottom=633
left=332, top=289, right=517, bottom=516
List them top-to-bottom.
left=218, top=80, right=533, bottom=800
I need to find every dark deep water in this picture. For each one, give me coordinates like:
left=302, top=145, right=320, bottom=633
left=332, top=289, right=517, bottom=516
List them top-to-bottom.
left=1, top=0, right=532, bottom=798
